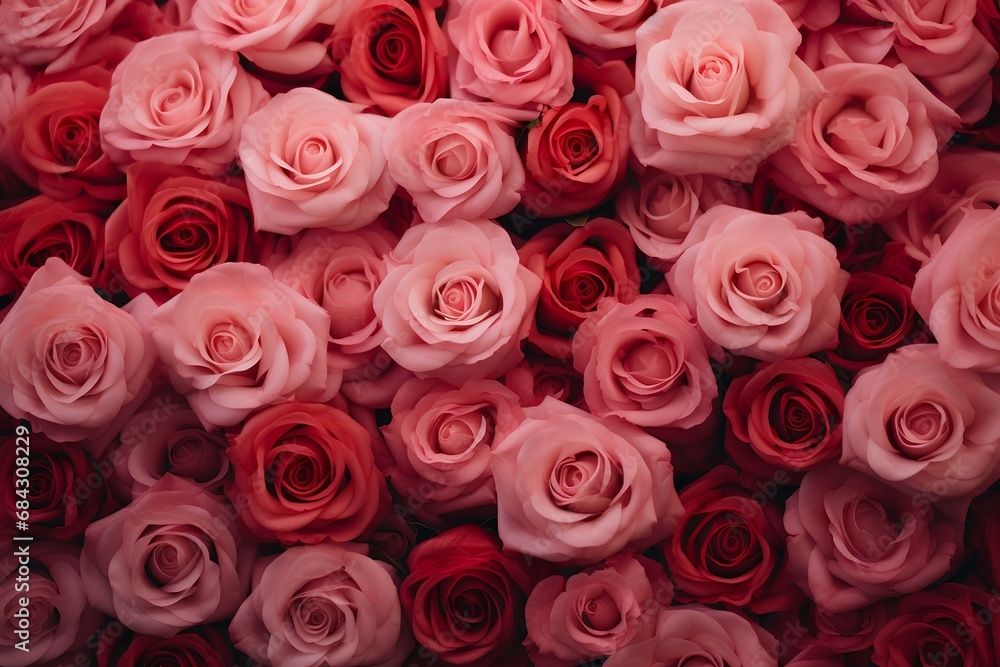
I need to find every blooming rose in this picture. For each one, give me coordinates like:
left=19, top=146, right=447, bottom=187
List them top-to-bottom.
left=0, top=0, right=130, bottom=69
left=331, top=0, right=449, bottom=115
left=445, top=0, right=573, bottom=115
left=554, top=0, right=654, bottom=52
left=625, top=0, right=821, bottom=181
left=100, top=31, right=269, bottom=174
left=768, top=62, right=960, bottom=225
left=238, top=87, right=394, bottom=235
left=383, top=99, right=524, bottom=223
left=667, top=206, right=848, bottom=361
left=374, top=219, right=541, bottom=384
left=0, top=259, right=155, bottom=442
left=146, top=262, right=331, bottom=429
left=841, top=344, right=1000, bottom=499
left=503, top=352, right=587, bottom=410
left=723, top=358, right=844, bottom=476
left=492, top=397, right=683, bottom=564
left=226, top=402, right=389, bottom=545
left=784, top=464, right=961, bottom=612
left=82, top=475, right=256, bottom=637
left=402, top=525, right=532, bottom=665
left=230, top=543, right=413, bottom=667
left=525, top=554, right=672, bottom=667
left=808, top=601, right=892, bottom=659
left=603, top=605, right=779, bottom=667
left=96, top=625, right=236, bottom=667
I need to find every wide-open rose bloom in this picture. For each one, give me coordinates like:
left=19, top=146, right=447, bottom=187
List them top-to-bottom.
left=0, top=0, right=130, bottom=69
left=625, top=0, right=821, bottom=181
left=100, top=31, right=269, bottom=174
left=667, top=206, right=848, bottom=362
left=374, top=218, right=541, bottom=384
left=146, top=262, right=331, bottom=429
left=492, top=397, right=683, bottom=564
left=785, top=464, right=961, bottom=612
left=81, top=475, right=257, bottom=637
left=230, top=543, right=412, bottom=667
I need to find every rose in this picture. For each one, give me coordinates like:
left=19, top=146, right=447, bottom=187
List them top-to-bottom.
left=0, top=0, right=130, bottom=68
left=331, top=0, right=449, bottom=115
left=444, top=0, right=573, bottom=114
left=554, top=0, right=654, bottom=52
left=624, top=0, right=821, bottom=181
left=773, top=0, right=839, bottom=30
left=100, top=31, right=269, bottom=174
left=521, top=57, right=631, bottom=217
left=0, top=58, right=31, bottom=144
left=768, top=62, right=960, bottom=225
left=238, top=87, right=394, bottom=235
left=383, top=99, right=524, bottom=224
left=104, top=162, right=256, bottom=301
left=667, top=205, right=849, bottom=361
left=373, top=218, right=541, bottom=384
left=519, top=218, right=640, bottom=360
left=0, top=259, right=156, bottom=442
left=146, top=262, right=332, bottom=429
left=572, top=294, right=718, bottom=431
left=841, top=344, right=1000, bottom=499
left=503, top=352, right=587, bottom=410
left=723, top=357, right=844, bottom=476
left=381, top=377, right=523, bottom=518
left=492, top=397, right=683, bottom=564
left=226, top=402, right=389, bottom=545
left=784, top=464, right=962, bottom=612
left=665, top=465, right=798, bottom=614
left=81, top=475, right=257, bottom=637
left=402, top=525, right=532, bottom=665
left=230, top=543, right=413, bottom=667
left=525, top=554, right=672, bottom=667
left=808, top=601, right=892, bottom=660
left=603, top=604, right=779, bottom=667
left=96, top=625, right=236, bottom=667
left=786, top=643, right=847, bottom=667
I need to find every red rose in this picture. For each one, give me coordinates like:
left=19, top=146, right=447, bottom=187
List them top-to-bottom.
left=503, top=352, right=588, bottom=410
left=402, top=525, right=533, bottom=665
left=97, top=625, right=236, bottom=667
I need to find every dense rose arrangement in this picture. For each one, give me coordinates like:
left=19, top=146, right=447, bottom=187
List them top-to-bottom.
left=2, top=0, right=1000, bottom=665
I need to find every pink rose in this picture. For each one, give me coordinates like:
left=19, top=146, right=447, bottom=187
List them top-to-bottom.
left=0, top=0, right=130, bottom=69
left=445, top=0, right=573, bottom=115
left=554, top=0, right=654, bottom=52
left=625, top=0, right=821, bottom=181
left=100, top=31, right=269, bottom=174
left=0, top=59, right=31, bottom=145
left=768, top=62, right=960, bottom=225
left=238, top=88, right=394, bottom=235
left=383, top=99, right=524, bottom=224
left=667, top=206, right=849, bottom=361
left=373, top=219, right=541, bottom=384
left=0, top=258, right=155, bottom=442
left=146, top=262, right=332, bottom=429
left=571, top=295, right=719, bottom=430
left=841, top=344, right=1000, bottom=499
left=381, top=376, right=524, bottom=518
left=492, top=397, right=683, bottom=564
left=784, top=464, right=961, bottom=612
left=81, top=475, right=257, bottom=637
left=230, top=543, right=413, bottom=667
left=525, top=554, right=672, bottom=667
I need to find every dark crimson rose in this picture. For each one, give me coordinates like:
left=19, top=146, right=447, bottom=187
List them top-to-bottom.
left=503, top=352, right=587, bottom=409
left=723, top=358, right=844, bottom=477
left=664, top=465, right=800, bottom=614
left=401, top=525, right=533, bottom=665
left=808, top=601, right=893, bottom=664
left=97, top=624, right=236, bottom=667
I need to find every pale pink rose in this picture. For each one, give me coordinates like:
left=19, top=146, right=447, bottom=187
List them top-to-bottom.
left=0, top=0, right=130, bottom=68
left=192, top=0, right=341, bottom=75
left=445, top=0, right=573, bottom=116
left=555, top=0, right=654, bottom=51
left=625, top=0, right=822, bottom=181
left=768, top=62, right=959, bottom=225
left=238, top=87, right=394, bottom=235
left=383, top=99, right=524, bottom=223
left=666, top=206, right=848, bottom=362
left=911, top=207, right=1000, bottom=372
left=373, top=219, right=541, bottom=384
left=0, top=258, right=156, bottom=442
left=146, top=262, right=332, bottom=429
left=572, top=295, right=720, bottom=430
left=842, top=344, right=1000, bottom=499
left=381, top=376, right=524, bottom=518
left=492, top=397, right=683, bottom=564
left=784, top=464, right=961, bottom=612
left=81, top=475, right=257, bottom=637
left=230, top=543, right=412, bottom=667
left=525, top=554, right=672, bottom=667
left=603, top=604, right=779, bottom=667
